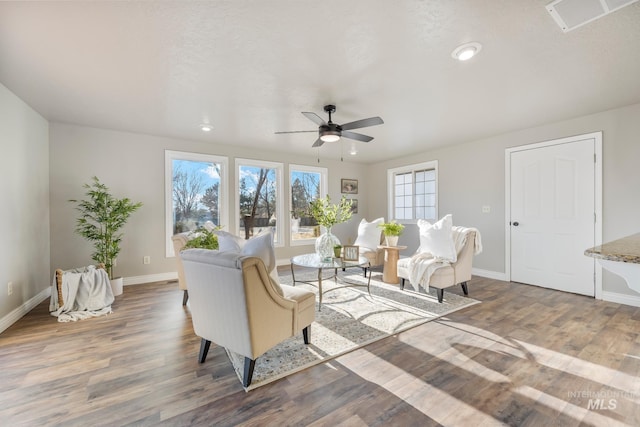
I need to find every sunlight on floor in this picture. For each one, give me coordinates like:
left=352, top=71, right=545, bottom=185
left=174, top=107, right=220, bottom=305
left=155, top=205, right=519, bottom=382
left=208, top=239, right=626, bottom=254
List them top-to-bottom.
left=393, top=320, right=640, bottom=424
left=514, top=340, right=640, bottom=398
left=338, top=349, right=501, bottom=425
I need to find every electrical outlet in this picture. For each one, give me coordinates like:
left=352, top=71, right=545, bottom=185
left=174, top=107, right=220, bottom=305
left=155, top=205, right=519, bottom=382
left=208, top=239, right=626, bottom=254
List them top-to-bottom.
left=482, top=205, right=491, bottom=213
left=143, top=256, right=151, bottom=265
left=8, top=282, right=13, bottom=296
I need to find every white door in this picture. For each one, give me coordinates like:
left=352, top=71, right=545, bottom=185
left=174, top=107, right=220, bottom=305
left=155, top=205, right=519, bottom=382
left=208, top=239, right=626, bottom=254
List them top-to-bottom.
left=510, top=138, right=596, bottom=296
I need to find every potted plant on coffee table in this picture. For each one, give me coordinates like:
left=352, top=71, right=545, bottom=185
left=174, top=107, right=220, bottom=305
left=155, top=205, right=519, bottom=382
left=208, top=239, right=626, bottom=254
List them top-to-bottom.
left=70, top=176, right=142, bottom=296
left=378, top=220, right=405, bottom=246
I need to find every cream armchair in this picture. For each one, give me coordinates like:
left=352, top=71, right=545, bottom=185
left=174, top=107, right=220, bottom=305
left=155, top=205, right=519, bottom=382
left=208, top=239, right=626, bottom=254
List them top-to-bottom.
left=352, top=218, right=386, bottom=277
left=397, top=229, right=478, bottom=303
left=171, top=232, right=190, bottom=305
left=360, top=235, right=385, bottom=277
left=180, top=249, right=316, bottom=388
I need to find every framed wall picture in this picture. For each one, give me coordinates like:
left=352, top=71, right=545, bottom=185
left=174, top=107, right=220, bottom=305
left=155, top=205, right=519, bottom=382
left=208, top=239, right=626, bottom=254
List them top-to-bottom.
left=341, top=178, right=358, bottom=194
left=349, top=199, right=358, bottom=214
left=343, top=245, right=359, bottom=261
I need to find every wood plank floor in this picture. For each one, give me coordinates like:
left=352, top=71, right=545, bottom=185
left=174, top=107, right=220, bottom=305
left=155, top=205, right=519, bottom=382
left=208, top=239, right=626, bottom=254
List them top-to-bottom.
left=1, top=271, right=639, bottom=426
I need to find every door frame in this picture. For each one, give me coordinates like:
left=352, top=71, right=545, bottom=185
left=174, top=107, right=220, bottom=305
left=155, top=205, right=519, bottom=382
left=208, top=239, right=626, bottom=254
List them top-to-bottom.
left=504, top=131, right=603, bottom=298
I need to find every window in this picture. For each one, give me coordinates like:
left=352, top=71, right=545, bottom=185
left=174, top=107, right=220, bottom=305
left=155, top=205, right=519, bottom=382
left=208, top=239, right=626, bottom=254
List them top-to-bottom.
left=165, top=150, right=228, bottom=256
left=235, top=158, right=283, bottom=245
left=387, top=160, right=438, bottom=222
left=289, top=164, right=328, bottom=244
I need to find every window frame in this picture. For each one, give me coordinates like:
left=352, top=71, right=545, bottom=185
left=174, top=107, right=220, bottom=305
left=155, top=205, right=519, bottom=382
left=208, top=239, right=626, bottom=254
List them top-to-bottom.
left=165, top=150, right=229, bottom=257
left=234, top=158, right=284, bottom=247
left=387, top=160, right=438, bottom=223
left=289, top=163, right=328, bottom=246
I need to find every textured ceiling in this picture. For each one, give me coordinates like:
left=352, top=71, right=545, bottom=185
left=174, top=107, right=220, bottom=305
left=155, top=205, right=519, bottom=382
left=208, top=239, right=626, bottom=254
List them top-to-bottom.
left=1, top=1, right=639, bottom=163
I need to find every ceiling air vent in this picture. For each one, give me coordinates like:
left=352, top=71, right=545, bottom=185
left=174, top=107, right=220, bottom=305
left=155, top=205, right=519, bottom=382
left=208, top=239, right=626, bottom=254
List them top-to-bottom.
left=546, top=0, right=639, bottom=32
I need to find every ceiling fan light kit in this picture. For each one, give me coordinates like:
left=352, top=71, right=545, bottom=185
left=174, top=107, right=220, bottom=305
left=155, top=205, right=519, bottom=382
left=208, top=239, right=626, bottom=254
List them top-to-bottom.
left=276, top=104, right=384, bottom=149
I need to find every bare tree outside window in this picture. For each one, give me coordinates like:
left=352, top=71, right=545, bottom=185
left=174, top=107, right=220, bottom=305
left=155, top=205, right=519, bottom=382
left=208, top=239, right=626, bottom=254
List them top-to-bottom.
left=165, top=151, right=228, bottom=257
left=172, top=160, right=221, bottom=234
left=239, top=166, right=277, bottom=239
left=290, top=168, right=322, bottom=241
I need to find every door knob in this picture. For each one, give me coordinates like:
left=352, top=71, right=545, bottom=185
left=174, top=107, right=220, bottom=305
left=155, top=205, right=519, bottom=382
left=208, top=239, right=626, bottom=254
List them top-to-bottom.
left=512, top=221, right=519, bottom=226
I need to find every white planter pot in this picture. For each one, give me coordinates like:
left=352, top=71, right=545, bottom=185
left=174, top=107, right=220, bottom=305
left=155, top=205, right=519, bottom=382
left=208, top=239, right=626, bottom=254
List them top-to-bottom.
left=385, top=235, right=399, bottom=247
left=110, top=276, right=124, bottom=297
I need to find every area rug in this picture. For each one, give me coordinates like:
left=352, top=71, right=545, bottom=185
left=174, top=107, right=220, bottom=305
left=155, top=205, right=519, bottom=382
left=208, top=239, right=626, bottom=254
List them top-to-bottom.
left=226, top=270, right=479, bottom=390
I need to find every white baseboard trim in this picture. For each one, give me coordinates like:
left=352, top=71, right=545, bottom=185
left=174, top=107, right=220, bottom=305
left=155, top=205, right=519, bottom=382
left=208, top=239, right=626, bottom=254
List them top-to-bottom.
left=472, top=268, right=508, bottom=281
left=123, top=272, right=178, bottom=286
left=0, top=273, right=178, bottom=334
left=0, top=286, right=51, bottom=334
left=602, top=290, right=640, bottom=307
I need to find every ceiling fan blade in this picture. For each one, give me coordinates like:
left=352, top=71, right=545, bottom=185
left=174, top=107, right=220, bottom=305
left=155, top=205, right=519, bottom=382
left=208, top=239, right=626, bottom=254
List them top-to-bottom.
left=302, top=112, right=326, bottom=126
left=341, top=116, right=384, bottom=131
left=274, top=130, right=317, bottom=134
left=341, top=131, right=373, bottom=142
left=312, top=138, right=324, bottom=148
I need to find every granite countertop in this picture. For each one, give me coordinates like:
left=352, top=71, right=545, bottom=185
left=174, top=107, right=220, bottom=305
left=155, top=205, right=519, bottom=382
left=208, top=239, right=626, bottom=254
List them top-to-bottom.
left=584, top=233, right=640, bottom=263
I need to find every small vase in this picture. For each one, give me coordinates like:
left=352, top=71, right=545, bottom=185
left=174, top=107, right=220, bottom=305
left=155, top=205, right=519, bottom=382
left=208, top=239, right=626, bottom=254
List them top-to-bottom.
left=315, top=227, right=340, bottom=261
left=385, top=235, right=399, bottom=247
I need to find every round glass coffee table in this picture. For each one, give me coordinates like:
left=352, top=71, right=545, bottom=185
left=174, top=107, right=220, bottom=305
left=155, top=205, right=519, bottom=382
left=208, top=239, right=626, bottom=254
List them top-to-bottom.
left=290, top=253, right=371, bottom=310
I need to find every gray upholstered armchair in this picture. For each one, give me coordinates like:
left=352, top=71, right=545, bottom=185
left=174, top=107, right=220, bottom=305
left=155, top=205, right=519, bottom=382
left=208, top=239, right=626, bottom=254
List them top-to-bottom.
left=180, top=249, right=316, bottom=387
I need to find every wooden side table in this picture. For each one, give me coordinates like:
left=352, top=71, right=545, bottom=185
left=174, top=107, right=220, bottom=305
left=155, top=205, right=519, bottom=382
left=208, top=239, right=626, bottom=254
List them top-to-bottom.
left=378, top=245, right=407, bottom=284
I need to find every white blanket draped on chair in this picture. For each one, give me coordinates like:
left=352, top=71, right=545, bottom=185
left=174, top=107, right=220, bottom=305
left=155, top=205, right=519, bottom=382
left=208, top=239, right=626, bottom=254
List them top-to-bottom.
left=408, top=226, right=482, bottom=290
left=49, top=265, right=114, bottom=322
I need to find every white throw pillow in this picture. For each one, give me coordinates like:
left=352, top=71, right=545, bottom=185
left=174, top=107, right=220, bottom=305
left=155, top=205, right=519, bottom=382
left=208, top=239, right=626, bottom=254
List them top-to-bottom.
left=417, top=214, right=457, bottom=262
left=354, top=217, right=384, bottom=250
left=215, top=229, right=280, bottom=286
left=216, top=230, right=244, bottom=252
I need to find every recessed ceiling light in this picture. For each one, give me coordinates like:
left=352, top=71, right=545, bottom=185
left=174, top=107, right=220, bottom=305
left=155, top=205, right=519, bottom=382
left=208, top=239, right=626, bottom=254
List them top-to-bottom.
left=451, top=42, right=482, bottom=61
left=200, top=123, right=213, bottom=132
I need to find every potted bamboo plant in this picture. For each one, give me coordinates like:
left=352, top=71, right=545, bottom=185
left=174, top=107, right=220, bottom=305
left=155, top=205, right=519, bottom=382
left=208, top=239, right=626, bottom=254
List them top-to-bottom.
left=69, top=176, right=142, bottom=296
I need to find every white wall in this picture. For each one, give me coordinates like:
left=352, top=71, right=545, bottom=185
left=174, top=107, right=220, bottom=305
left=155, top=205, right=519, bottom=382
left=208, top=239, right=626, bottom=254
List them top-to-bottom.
left=0, top=83, right=50, bottom=321
left=366, top=102, right=640, bottom=296
left=49, top=123, right=369, bottom=280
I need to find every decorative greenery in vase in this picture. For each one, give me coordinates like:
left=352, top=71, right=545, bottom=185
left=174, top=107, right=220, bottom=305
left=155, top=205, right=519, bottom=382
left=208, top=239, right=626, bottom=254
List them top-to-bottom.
left=69, top=176, right=142, bottom=279
left=307, top=195, right=353, bottom=228
left=308, top=195, right=353, bottom=260
left=379, top=220, right=405, bottom=246
left=378, top=221, right=405, bottom=237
